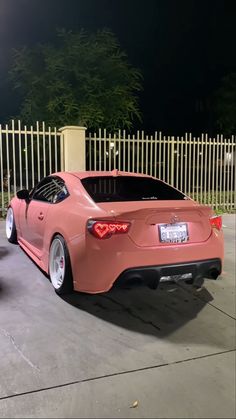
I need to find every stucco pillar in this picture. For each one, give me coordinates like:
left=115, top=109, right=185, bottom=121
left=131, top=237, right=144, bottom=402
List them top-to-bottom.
left=59, top=126, right=87, bottom=171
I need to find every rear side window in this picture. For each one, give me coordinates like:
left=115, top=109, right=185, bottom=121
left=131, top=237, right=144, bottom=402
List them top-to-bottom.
left=32, top=176, right=69, bottom=203
left=81, top=176, right=186, bottom=202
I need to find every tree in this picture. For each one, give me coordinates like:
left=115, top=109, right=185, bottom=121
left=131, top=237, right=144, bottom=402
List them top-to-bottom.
left=9, top=29, right=143, bottom=131
left=213, top=72, right=236, bottom=135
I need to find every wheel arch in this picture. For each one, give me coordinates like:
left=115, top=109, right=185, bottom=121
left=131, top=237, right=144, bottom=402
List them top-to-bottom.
left=7, top=198, right=21, bottom=230
left=47, top=231, right=72, bottom=271
left=48, top=231, right=74, bottom=294
left=49, top=231, right=63, bottom=246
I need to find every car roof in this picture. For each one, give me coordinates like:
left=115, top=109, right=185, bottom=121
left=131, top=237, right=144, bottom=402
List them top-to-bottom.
left=54, top=170, right=153, bottom=180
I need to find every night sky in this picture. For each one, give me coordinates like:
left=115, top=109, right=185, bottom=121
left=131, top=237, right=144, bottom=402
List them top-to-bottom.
left=0, top=0, right=236, bottom=134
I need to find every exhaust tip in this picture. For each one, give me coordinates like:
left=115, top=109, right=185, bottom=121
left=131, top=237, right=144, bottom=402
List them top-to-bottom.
left=208, top=268, right=220, bottom=280
left=148, top=279, right=159, bottom=290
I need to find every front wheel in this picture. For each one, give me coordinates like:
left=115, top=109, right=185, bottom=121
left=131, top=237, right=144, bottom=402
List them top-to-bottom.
left=6, top=207, right=17, bottom=243
left=49, top=235, right=73, bottom=295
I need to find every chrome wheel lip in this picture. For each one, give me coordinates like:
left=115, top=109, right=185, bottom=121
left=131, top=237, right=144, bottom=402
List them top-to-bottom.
left=6, top=207, right=14, bottom=239
left=49, top=238, right=65, bottom=290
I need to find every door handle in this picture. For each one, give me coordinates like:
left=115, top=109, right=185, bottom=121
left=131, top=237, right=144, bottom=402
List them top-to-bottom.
left=38, top=213, right=44, bottom=221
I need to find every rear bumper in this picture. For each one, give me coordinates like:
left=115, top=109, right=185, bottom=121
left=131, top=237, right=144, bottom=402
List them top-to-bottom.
left=71, top=228, right=224, bottom=293
left=115, top=258, right=222, bottom=289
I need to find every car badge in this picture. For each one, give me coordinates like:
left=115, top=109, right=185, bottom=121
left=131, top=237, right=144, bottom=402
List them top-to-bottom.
left=170, top=215, right=179, bottom=224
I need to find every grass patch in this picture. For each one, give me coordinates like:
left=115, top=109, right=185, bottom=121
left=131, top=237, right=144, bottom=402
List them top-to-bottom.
left=189, top=191, right=235, bottom=214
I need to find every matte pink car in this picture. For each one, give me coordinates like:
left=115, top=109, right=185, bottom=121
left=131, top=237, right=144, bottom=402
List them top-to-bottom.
left=6, top=171, right=224, bottom=294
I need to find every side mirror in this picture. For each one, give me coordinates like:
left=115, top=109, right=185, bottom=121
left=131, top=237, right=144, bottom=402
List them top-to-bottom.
left=17, top=189, right=30, bottom=200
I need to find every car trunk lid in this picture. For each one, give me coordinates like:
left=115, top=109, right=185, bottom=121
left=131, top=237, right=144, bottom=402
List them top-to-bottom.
left=97, top=200, right=213, bottom=246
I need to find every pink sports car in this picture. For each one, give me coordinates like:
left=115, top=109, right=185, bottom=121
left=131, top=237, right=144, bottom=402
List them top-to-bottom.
left=6, top=171, right=224, bottom=295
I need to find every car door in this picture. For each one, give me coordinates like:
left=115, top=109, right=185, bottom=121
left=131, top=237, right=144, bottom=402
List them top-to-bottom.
left=19, top=176, right=69, bottom=257
left=19, top=177, right=56, bottom=257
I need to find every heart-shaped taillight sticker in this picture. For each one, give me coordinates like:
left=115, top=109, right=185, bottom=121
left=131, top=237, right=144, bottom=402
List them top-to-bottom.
left=89, top=221, right=130, bottom=239
left=93, top=223, right=110, bottom=238
left=108, top=224, right=117, bottom=232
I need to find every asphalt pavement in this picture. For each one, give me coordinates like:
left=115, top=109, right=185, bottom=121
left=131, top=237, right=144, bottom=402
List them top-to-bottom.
left=0, top=215, right=235, bottom=418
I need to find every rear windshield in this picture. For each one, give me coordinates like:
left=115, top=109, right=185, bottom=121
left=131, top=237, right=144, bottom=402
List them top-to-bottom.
left=81, top=176, right=186, bottom=202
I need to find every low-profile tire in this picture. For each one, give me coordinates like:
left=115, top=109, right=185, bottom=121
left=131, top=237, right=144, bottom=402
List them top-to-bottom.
left=6, top=207, right=17, bottom=243
left=49, top=234, right=73, bottom=295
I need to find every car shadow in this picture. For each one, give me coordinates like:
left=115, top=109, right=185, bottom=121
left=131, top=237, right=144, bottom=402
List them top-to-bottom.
left=15, top=243, right=219, bottom=343
left=0, top=246, right=9, bottom=259
left=0, top=278, right=10, bottom=299
left=62, top=280, right=214, bottom=339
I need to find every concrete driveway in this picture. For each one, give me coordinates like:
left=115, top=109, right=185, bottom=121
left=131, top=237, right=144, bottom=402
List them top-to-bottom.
left=0, top=215, right=235, bottom=418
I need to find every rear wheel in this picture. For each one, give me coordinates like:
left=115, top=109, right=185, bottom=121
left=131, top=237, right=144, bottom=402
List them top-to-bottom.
left=6, top=207, right=17, bottom=243
left=49, top=235, right=73, bottom=295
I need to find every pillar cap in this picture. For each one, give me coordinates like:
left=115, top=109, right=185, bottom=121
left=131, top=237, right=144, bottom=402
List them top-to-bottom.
left=59, top=126, right=87, bottom=132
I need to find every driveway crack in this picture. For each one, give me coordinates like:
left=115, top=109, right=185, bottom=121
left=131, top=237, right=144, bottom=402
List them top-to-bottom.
left=177, top=284, right=236, bottom=321
left=0, top=328, right=40, bottom=372
left=0, top=348, right=235, bottom=402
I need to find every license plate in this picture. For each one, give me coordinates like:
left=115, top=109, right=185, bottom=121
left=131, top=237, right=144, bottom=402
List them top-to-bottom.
left=159, top=223, right=189, bottom=243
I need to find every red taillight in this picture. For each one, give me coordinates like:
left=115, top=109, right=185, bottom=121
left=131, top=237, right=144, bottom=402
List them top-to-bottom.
left=210, top=215, right=222, bottom=231
left=88, top=220, right=130, bottom=239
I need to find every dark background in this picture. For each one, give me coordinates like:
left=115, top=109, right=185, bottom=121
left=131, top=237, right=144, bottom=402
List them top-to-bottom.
left=0, top=0, right=235, bottom=134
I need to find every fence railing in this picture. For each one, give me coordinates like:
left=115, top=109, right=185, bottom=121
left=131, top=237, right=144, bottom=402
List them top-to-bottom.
left=0, top=120, right=62, bottom=212
left=0, top=121, right=235, bottom=214
left=86, top=129, right=236, bottom=211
